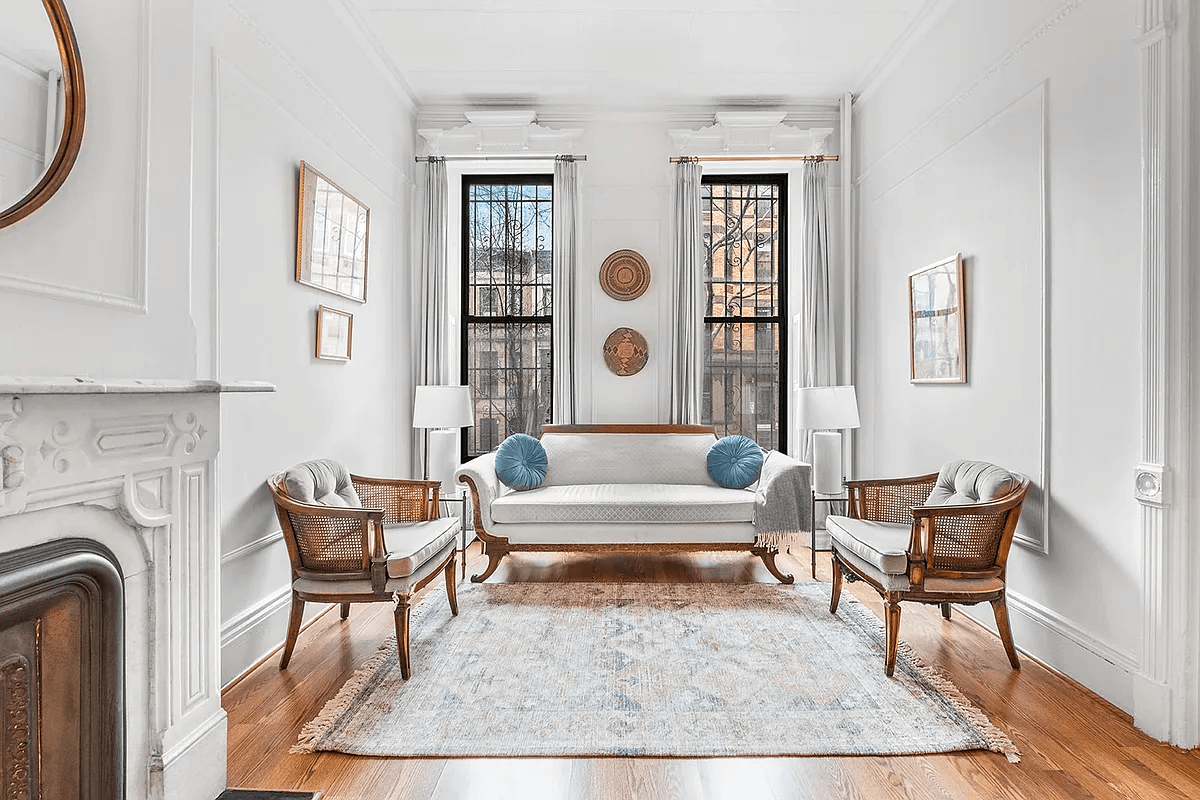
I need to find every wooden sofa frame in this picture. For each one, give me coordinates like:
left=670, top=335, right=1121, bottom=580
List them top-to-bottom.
left=456, top=424, right=794, bottom=584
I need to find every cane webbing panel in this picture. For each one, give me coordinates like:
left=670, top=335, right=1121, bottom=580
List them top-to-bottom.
left=353, top=480, right=434, bottom=525
left=856, top=480, right=935, bottom=525
left=286, top=511, right=365, bottom=573
left=930, top=513, right=1009, bottom=571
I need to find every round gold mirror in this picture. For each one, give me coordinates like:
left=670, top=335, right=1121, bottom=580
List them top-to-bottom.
left=0, top=0, right=85, bottom=229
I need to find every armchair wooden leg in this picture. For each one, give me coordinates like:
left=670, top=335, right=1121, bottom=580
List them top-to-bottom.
left=472, top=545, right=507, bottom=583
left=445, top=554, right=459, bottom=616
left=829, top=555, right=843, bottom=614
left=279, top=594, right=304, bottom=670
left=394, top=594, right=412, bottom=680
left=991, top=594, right=1021, bottom=669
left=884, top=595, right=902, bottom=677
left=340, top=602, right=351, bottom=620
left=941, top=602, right=952, bottom=620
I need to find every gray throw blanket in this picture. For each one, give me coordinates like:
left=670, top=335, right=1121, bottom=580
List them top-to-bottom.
left=753, top=450, right=812, bottom=552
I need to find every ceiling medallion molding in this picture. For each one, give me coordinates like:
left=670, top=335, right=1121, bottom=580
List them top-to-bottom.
left=418, top=109, right=583, bottom=156
left=669, top=112, right=834, bottom=155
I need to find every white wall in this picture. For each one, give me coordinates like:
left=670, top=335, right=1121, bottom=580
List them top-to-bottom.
left=0, top=0, right=415, bottom=686
left=207, top=0, right=415, bottom=684
left=854, top=0, right=1144, bottom=709
left=424, top=110, right=843, bottom=454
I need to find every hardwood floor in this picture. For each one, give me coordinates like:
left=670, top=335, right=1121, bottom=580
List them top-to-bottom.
left=224, top=544, right=1200, bottom=799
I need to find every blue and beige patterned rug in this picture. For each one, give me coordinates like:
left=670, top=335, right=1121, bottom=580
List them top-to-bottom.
left=294, top=582, right=1019, bottom=762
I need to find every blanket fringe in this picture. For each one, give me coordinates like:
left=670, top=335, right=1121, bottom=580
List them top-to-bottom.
left=754, top=529, right=801, bottom=553
left=846, top=602, right=1021, bottom=763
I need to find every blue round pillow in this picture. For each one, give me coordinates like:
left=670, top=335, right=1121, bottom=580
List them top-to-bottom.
left=495, top=433, right=548, bottom=491
left=707, top=435, right=764, bottom=489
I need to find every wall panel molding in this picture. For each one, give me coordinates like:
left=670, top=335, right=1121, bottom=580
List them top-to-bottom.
left=0, top=0, right=149, bottom=313
left=857, top=0, right=1088, bottom=186
left=220, top=528, right=283, bottom=565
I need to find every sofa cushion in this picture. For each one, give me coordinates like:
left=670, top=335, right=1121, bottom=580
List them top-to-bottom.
left=495, top=433, right=548, bottom=490
left=538, top=433, right=718, bottom=487
left=707, top=435, right=764, bottom=489
left=281, top=459, right=362, bottom=508
left=926, top=460, right=1020, bottom=506
left=489, top=483, right=754, bottom=524
left=827, top=515, right=911, bottom=575
left=384, top=516, right=459, bottom=578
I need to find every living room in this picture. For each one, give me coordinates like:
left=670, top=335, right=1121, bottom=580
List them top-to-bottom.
left=0, top=0, right=1198, bottom=798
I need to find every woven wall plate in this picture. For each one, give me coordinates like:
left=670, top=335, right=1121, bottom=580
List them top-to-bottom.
left=599, top=249, right=651, bottom=301
left=603, top=327, right=649, bottom=376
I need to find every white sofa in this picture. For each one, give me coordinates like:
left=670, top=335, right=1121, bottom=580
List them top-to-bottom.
left=454, top=424, right=810, bottom=583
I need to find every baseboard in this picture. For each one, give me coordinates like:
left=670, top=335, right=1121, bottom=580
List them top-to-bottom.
left=221, top=584, right=292, bottom=650
left=959, top=590, right=1138, bottom=713
left=221, top=602, right=338, bottom=694
left=161, top=707, right=227, bottom=800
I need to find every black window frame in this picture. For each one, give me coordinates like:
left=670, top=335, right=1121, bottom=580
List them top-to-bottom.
left=700, top=173, right=788, bottom=452
left=460, top=174, right=554, bottom=460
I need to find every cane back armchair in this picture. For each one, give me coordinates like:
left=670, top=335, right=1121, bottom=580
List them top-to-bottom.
left=267, top=459, right=459, bottom=679
left=827, top=460, right=1030, bottom=676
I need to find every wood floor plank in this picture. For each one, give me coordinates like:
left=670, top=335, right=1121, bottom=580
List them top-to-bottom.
left=224, top=543, right=1200, bottom=800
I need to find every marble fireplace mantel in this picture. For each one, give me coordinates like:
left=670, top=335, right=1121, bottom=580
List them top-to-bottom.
left=0, top=378, right=274, bottom=800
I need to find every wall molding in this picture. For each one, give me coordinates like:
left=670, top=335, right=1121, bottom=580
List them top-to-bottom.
left=0, top=0, right=149, bottom=313
left=221, top=0, right=401, bottom=175
left=319, top=0, right=419, bottom=111
left=854, top=0, right=956, bottom=104
left=857, top=0, right=1088, bottom=186
left=869, top=82, right=1052, bottom=554
left=220, top=528, right=283, bottom=565
left=220, top=583, right=291, bottom=650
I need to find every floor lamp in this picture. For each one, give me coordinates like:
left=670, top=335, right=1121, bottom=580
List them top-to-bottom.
left=412, top=386, right=475, bottom=491
left=796, top=386, right=860, bottom=495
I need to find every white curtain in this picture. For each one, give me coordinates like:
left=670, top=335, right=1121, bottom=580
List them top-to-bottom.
left=551, top=156, right=580, bottom=424
left=413, top=157, right=448, bottom=475
left=668, top=159, right=704, bottom=424
left=797, top=159, right=837, bottom=460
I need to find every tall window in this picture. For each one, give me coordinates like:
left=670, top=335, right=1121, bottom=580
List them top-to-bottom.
left=462, top=176, right=553, bottom=459
left=701, top=176, right=787, bottom=451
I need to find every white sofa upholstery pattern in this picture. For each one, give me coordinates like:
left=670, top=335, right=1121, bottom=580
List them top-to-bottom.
left=455, top=424, right=810, bottom=583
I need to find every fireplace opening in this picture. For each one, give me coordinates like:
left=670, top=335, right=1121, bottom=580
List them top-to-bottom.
left=0, top=539, right=124, bottom=800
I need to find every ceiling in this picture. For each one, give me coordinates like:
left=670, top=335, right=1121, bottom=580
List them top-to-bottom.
left=346, top=0, right=936, bottom=110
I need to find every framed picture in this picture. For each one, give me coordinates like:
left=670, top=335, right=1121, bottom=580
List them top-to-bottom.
left=296, top=161, right=370, bottom=303
left=909, top=254, right=966, bottom=384
left=315, top=305, right=353, bottom=361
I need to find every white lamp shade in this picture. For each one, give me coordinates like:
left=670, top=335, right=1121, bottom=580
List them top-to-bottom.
left=412, top=385, right=474, bottom=429
left=796, top=385, right=860, bottom=430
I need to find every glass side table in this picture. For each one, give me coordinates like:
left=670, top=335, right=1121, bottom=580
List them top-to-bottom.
left=439, top=488, right=471, bottom=582
left=811, top=491, right=848, bottom=580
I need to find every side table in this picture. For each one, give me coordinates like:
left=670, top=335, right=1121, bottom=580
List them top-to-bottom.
left=439, top=489, right=471, bottom=582
left=811, top=491, right=848, bottom=579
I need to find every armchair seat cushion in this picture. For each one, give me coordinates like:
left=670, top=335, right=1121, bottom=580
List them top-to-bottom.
left=489, top=483, right=755, bottom=525
left=827, top=515, right=910, bottom=575
left=383, top=516, right=459, bottom=578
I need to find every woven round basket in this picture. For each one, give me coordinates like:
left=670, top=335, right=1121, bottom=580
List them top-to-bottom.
left=599, top=249, right=650, bottom=301
left=602, top=327, right=649, bottom=376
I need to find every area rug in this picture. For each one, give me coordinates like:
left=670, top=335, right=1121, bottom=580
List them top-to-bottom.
left=294, top=582, right=1019, bottom=762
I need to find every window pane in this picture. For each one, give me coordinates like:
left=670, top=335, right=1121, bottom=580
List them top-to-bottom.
left=463, top=176, right=553, bottom=460
left=701, top=177, right=785, bottom=451
left=465, top=321, right=553, bottom=457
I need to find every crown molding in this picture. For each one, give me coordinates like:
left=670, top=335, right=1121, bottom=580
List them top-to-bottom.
left=319, top=0, right=420, bottom=111
left=854, top=0, right=956, bottom=104
left=415, top=101, right=840, bottom=130
left=417, top=109, right=583, bottom=156
left=669, top=112, right=834, bottom=155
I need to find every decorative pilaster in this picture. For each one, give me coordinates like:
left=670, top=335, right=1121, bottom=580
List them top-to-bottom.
left=1133, top=0, right=1195, bottom=746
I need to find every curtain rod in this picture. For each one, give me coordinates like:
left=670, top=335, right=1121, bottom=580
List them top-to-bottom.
left=414, top=154, right=586, bottom=162
left=669, top=154, right=839, bottom=163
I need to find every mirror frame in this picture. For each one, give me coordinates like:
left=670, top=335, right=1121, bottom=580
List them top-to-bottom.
left=0, top=0, right=86, bottom=229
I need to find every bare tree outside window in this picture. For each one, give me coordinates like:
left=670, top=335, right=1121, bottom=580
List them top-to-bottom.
left=462, top=177, right=553, bottom=459
left=701, top=177, right=787, bottom=451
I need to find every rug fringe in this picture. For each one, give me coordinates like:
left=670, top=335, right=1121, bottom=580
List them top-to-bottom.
left=291, top=594, right=445, bottom=754
left=846, top=602, right=1021, bottom=763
